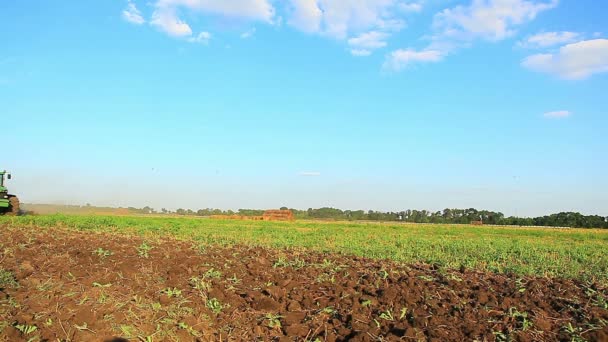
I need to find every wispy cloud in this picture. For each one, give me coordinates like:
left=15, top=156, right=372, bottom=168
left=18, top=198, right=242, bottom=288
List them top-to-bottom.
left=150, top=0, right=274, bottom=39
left=288, top=0, right=405, bottom=40
left=385, top=0, right=558, bottom=72
left=432, top=0, right=558, bottom=42
left=123, top=1, right=145, bottom=25
left=400, top=2, right=423, bottom=13
left=151, top=7, right=192, bottom=36
left=241, top=28, right=256, bottom=39
left=188, top=31, right=212, bottom=44
left=348, top=31, right=388, bottom=56
left=519, top=31, right=581, bottom=48
left=522, top=39, right=608, bottom=80
left=383, top=49, right=443, bottom=71
left=543, top=110, right=571, bottom=118
left=299, top=171, right=321, bottom=177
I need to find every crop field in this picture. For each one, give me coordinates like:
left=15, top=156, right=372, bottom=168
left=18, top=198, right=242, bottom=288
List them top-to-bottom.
left=1, top=215, right=607, bottom=341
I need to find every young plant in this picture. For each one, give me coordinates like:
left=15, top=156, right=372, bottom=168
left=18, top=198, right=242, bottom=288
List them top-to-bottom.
left=137, top=242, right=153, bottom=258
left=92, top=247, right=112, bottom=258
left=204, top=268, right=222, bottom=279
left=0, top=269, right=18, bottom=289
left=227, top=274, right=241, bottom=285
left=515, top=278, right=527, bottom=293
left=92, top=282, right=112, bottom=288
left=161, top=288, right=182, bottom=298
left=206, top=298, right=223, bottom=314
left=321, top=307, right=337, bottom=317
left=509, top=308, right=533, bottom=331
left=379, top=309, right=394, bottom=321
left=264, top=313, right=283, bottom=329
left=178, top=322, right=201, bottom=337
left=14, top=323, right=37, bottom=336
left=562, top=323, right=586, bottom=342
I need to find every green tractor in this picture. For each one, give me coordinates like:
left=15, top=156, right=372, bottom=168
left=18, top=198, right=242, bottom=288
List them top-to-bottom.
left=0, top=170, right=19, bottom=215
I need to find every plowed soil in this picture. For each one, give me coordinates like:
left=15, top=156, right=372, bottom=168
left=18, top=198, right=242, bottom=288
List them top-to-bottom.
left=1, top=226, right=607, bottom=341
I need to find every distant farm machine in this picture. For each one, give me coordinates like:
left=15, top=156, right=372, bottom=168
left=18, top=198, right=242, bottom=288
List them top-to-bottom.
left=0, top=170, right=19, bottom=215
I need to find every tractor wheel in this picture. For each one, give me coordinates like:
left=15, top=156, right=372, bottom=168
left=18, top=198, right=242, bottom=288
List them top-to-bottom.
left=8, top=196, right=20, bottom=216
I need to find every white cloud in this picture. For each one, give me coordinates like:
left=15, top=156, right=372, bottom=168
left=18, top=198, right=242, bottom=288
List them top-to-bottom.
left=138, top=0, right=411, bottom=55
left=150, top=0, right=274, bottom=39
left=155, top=0, right=275, bottom=22
left=287, top=0, right=404, bottom=39
left=289, top=0, right=323, bottom=33
left=386, top=0, right=558, bottom=73
left=433, top=0, right=558, bottom=42
left=122, top=1, right=145, bottom=25
left=400, top=2, right=423, bottom=13
left=151, top=8, right=193, bottom=37
left=241, top=28, right=256, bottom=39
left=188, top=31, right=212, bottom=44
left=348, top=31, right=388, bottom=56
left=519, top=31, right=580, bottom=48
left=522, top=39, right=608, bottom=79
left=350, top=49, right=372, bottom=56
left=383, top=49, right=443, bottom=71
left=543, top=110, right=571, bottom=118
left=299, top=171, right=321, bottom=176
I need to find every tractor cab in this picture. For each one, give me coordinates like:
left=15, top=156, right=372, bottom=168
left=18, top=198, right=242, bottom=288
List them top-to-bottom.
left=0, top=170, right=19, bottom=215
left=0, top=170, right=10, bottom=192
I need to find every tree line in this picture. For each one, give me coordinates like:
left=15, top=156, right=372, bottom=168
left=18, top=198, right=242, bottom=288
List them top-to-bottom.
left=138, top=206, right=608, bottom=229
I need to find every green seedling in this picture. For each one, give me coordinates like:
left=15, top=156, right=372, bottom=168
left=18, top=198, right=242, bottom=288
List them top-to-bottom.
left=137, top=242, right=153, bottom=258
left=93, top=247, right=112, bottom=258
left=273, top=257, right=306, bottom=269
left=204, top=268, right=222, bottom=279
left=0, top=269, right=18, bottom=288
left=227, top=274, right=241, bottom=284
left=417, top=275, right=435, bottom=282
left=93, top=282, right=112, bottom=288
left=161, top=288, right=182, bottom=298
left=98, top=291, right=109, bottom=304
left=206, top=298, right=223, bottom=314
left=361, top=299, right=372, bottom=308
left=321, top=307, right=337, bottom=316
left=509, top=308, right=533, bottom=331
left=379, top=310, right=394, bottom=321
left=264, top=313, right=282, bottom=329
left=75, top=322, right=95, bottom=333
left=177, top=322, right=201, bottom=337
left=14, top=323, right=37, bottom=335
left=562, top=323, right=586, bottom=342
left=119, top=325, right=136, bottom=338
left=492, top=331, right=508, bottom=342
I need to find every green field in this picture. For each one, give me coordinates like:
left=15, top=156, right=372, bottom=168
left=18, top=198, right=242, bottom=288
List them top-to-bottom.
left=2, top=214, right=607, bottom=282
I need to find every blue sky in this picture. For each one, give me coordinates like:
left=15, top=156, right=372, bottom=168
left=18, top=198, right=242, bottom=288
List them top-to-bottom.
left=2, top=0, right=607, bottom=216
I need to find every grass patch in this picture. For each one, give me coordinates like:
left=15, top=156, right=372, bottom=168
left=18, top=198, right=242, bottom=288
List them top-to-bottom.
left=2, top=214, right=608, bottom=281
left=0, top=269, right=18, bottom=289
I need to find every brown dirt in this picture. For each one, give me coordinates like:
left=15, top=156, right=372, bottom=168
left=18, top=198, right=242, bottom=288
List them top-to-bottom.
left=0, top=226, right=607, bottom=342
